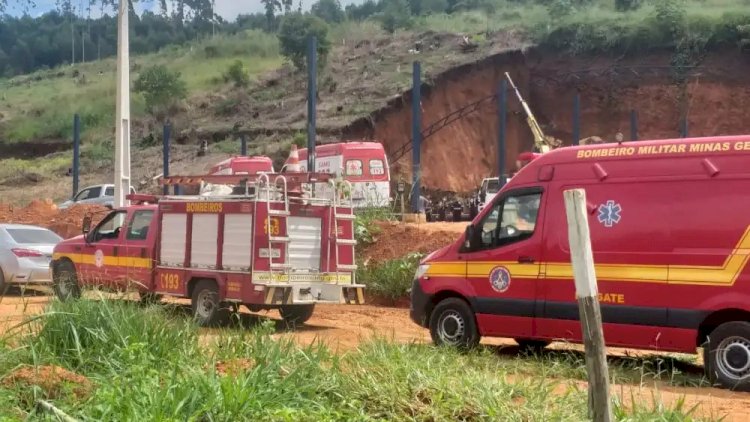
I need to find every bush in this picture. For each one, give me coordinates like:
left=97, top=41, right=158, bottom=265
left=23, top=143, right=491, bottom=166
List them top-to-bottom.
left=547, top=0, right=575, bottom=17
left=278, top=13, right=332, bottom=71
left=224, top=60, right=250, bottom=87
left=133, top=65, right=187, bottom=117
left=357, top=253, right=423, bottom=300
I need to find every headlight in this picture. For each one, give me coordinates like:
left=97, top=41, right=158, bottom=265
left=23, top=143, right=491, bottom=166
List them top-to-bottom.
left=414, top=264, right=430, bottom=280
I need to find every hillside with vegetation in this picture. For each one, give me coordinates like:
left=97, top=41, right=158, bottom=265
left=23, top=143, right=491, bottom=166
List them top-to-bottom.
left=0, top=0, right=749, bottom=201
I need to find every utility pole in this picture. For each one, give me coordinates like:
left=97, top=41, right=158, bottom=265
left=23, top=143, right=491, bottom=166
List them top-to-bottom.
left=114, top=0, right=132, bottom=209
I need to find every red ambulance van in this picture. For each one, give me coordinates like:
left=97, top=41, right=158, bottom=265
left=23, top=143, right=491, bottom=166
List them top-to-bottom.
left=410, top=135, right=750, bottom=390
left=290, top=142, right=390, bottom=208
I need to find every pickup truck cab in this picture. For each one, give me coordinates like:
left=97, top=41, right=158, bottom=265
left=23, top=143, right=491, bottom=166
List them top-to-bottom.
left=411, top=135, right=750, bottom=391
left=59, top=184, right=136, bottom=210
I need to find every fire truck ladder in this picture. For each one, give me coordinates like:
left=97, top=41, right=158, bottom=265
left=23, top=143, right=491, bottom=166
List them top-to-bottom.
left=260, top=173, right=292, bottom=277
left=329, top=180, right=357, bottom=284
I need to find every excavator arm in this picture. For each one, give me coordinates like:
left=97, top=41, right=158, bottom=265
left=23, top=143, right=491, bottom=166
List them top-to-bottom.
left=505, top=72, right=551, bottom=153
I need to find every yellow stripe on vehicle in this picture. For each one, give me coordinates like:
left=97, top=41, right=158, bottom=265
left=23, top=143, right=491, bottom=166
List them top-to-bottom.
left=424, top=226, right=750, bottom=287
left=53, top=253, right=152, bottom=269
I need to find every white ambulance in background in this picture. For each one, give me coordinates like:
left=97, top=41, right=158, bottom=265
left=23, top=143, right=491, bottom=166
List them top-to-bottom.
left=290, top=142, right=391, bottom=208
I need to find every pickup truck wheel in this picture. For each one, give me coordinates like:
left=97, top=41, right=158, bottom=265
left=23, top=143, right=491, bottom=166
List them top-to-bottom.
left=53, top=261, right=80, bottom=301
left=191, top=280, right=229, bottom=327
left=429, top=298, right=479, bottom=349
left=279, top=305, right=315, bottom=326
left=705, top=321, right=750, bottom=391
left=515, top=339, right=551, bottom=354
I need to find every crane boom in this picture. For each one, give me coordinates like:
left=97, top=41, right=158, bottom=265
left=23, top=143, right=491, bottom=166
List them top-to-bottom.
left=504, top=72, right=549, bottom=153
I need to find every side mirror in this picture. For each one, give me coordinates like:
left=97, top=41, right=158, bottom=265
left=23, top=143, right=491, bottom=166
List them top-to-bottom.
left=82, top=216, right=92, bottom=235
left=463, top=224, right=475, bottom=251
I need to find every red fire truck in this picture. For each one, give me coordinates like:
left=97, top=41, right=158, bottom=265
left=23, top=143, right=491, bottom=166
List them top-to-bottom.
left=410, top=135, right=750, bottom=390
left=51, top=172, right=364, bottom=326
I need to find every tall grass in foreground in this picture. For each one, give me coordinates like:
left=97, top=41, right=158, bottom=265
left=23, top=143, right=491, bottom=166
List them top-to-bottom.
left=0, top=298, right=716, bottom=420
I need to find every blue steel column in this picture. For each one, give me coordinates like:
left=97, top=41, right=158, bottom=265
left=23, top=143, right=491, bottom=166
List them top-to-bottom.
left=307, top=36, right=317, bottom=172
left=411, top=61, right=422, bottom=213
left=498, top=80, right=507, bottom=185
left=572, top=93, right=580, bottom=146
left=630, top=109, right=638, bottom=141
left=72, top=114, right=81, bottom=198
left=680, top=116, right=689, bottom=138
left=163, top=123, right=171, bottom=195
left=240, top=134, right=247, bottom=156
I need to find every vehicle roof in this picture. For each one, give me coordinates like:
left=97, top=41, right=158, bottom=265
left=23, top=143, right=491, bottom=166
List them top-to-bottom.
left=509, top=134, right=750, bottom=186
left=297, top=141, right=385, bottom=155
left=115, top=204, right=158, bottom=211
left=0, top=223, right=53, bottom=230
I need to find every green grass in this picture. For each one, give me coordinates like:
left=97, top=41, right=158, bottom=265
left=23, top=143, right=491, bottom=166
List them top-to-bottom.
left=0, top=296, right=717, bottom=420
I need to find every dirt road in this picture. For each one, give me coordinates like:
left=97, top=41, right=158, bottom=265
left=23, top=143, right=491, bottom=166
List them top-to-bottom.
left=1, top=290, right=749, bottom=421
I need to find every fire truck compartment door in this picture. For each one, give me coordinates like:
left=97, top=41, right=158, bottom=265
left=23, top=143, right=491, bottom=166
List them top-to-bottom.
left=160, top=214, right=187, bottom=267
left=191, top=214, right=219, bottom=268
left=222, top=214, right=253, bottom=270
left=288, top=216, right=322, bottom=272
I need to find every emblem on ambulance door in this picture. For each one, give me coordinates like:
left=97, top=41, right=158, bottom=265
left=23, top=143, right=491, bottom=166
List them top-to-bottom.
left=597, top=200, right=622, bottom=228
left=94, top=249, right=104, bottom=268
left=489, top=266, right=511, bottom=293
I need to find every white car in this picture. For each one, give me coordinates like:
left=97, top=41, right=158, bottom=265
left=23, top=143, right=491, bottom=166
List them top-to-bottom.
left=58, top=184, right=136, bottom=210
left=0, top=224, right=62, bottom=290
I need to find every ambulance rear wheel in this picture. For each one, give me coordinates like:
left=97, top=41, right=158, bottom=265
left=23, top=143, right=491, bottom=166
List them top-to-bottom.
left=53, top=260, right=80, bottom=301
left=191, top=280, right=229, bottom=327
left=429, top=298, right=479, bottom=349
left=279, top=305, right=315, bottom=326
left=705, top=321, right=750, bottom=391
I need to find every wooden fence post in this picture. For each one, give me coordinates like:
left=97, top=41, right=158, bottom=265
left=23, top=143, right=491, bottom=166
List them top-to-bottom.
left=563, top=188, right=612, bottom=422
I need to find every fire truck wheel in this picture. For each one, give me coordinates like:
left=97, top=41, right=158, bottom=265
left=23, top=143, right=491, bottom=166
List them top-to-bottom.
left=53, top=260, right=81, bottom=301
left=191, top=280, right=229, bottom=327
left=139, top=292, right=163, bottom=305
left=429, top=298, right=479, bottom=349
left=279, top=305, right=315, bottom=326
left=705, top=321, right=750, bottom=391
left=515, top=339, right=551, bottom=354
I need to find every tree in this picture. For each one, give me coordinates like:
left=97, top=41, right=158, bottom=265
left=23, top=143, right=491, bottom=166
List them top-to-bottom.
left=261, top=0, right=282, bottom=30
left=312, top=0, right=345, bottom=24
left=346, top=0, right=381, bottom=20
left=381, top=0, right=412, bottom=34
left=277, top=13, right=331, bottom=71
left=133, top=65, right=187, bottom=118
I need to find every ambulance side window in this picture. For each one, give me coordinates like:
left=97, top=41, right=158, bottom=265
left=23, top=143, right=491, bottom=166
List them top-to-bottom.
left=476, top=191, right=542, bottom=249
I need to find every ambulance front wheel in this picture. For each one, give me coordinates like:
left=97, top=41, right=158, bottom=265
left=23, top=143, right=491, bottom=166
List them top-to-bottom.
left=53, top=260, right=81, bottom=301
left=429, top=298, right=479, bottom=349
left=279, top=304, right=315, bottom=326
left=705, top=321, right=750, bottom=391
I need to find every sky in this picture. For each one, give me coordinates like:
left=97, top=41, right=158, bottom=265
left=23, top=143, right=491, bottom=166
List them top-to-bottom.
left=4, top=0, right=367, bottom=21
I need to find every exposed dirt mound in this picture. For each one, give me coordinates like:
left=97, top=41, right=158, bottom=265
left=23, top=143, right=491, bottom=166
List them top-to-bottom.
left=0, top=200, right=109, bottom=239
left=361, top=221, right=464, bottom=263
left=2, top=365, right=91, bottom=399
